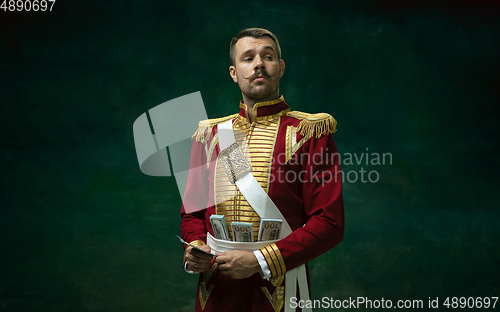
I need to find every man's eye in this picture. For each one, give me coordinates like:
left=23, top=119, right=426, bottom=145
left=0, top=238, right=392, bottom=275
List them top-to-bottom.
left=265, top=56, right=272, bottom=60
left=244, top=58, right=253, bottom=61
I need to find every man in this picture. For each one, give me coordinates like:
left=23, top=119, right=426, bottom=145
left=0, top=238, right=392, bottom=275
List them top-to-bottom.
left=180, top=28, right=344, bottom=312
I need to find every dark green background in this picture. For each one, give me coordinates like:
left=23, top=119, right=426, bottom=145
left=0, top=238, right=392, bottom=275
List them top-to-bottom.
left=1, top=0, right=499, bottom=311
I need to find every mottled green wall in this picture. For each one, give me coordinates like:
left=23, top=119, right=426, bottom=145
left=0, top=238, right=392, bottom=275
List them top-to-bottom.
left=1, top=1, right=498, bottom=311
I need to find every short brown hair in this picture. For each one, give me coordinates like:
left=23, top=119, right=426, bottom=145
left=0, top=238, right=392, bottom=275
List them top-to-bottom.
left=229, top=28, right=281, bottom=66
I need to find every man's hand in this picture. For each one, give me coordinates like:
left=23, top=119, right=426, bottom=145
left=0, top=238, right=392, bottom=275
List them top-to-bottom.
left=185, top=245, right=213, bottom=273
left=215, top=250, right=261, bottom=279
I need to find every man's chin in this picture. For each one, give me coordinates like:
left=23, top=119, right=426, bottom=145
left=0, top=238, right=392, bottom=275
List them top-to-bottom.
left=243, top=87, right=276, bottom=100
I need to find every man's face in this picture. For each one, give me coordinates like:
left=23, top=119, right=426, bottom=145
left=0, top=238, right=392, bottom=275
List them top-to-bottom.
left=229, top=36, right=285, bottom=101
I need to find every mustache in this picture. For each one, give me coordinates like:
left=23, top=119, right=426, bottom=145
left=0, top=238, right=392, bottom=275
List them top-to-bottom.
left=241, top=69, right=276, bottom=80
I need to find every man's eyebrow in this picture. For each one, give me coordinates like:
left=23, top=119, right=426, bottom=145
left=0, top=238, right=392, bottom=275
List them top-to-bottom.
left=240, top=46, right=276, bottom=57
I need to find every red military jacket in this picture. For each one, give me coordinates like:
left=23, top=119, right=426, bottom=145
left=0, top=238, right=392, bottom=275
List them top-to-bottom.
left=180, top=96, right=344, bottom=311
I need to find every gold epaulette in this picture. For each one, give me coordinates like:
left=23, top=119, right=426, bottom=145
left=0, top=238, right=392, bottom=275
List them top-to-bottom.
left=286, top=111, right=337, bottom=141
left=191, top=114, right=239, bottom=143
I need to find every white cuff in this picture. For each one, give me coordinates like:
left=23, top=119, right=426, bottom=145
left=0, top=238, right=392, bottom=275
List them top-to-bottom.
left=253, top=250, right=272, bottom=280
left=184, top=261, right=196, bottom=274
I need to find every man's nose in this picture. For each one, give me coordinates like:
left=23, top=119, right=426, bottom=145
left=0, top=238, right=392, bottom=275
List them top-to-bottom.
left=254, top=55, right=264, bottom=70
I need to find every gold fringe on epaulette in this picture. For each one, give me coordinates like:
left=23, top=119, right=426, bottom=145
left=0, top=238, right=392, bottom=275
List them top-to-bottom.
left=287, top=111, right=337, bottom=141
left=191, top=114, right=238, bottom=144
left=191, top=123, right=211, bottom=144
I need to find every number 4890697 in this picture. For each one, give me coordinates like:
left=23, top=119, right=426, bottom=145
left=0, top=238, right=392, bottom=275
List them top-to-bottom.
left=1, top=0, right=56, bottom=11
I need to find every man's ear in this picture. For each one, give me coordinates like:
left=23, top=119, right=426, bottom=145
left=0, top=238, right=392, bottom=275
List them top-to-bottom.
left=279, top=59, right=285, bottom=78
left=229, top=66, right=238, bottom=83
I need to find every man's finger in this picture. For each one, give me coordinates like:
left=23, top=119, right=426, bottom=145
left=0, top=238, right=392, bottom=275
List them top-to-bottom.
left=186, top=245, right=212, bottom=260
left=190, top=246, right=213, bottom=260
left=186, top=249, right=212, bottom=262
left=191, top=249, right=213, bottom=260
left=186, top=252, right=212, bottom=264
left=215, top=255, right=226, bottom=264
left=187, top=256, right=211, bottom=266
left=188, top=260, right=210, bottom=272
left=217, top=263, right=229, bottom=275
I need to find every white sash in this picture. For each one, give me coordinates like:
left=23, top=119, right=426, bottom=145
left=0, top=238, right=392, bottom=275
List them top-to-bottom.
left=217, top=120, right=311, bottom=312
left=207, top=232, right=277, bottom=252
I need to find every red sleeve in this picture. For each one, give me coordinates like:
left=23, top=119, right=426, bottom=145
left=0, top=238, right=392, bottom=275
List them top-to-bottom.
left=260, top=133, right=344, bottom=276
left=180, top=138, right=210, bottom=245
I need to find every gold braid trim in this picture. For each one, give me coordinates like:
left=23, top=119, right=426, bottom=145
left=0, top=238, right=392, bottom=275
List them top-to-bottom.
left=252, top=108, right=290, bottom=123
left=286, top=111, right=337, bottom=141
left=192, top=114, right=239, bottom=144
left=189, top=240, right=206, bottom=247
left=269, top=243, right=286, bottom=276
left=260, top=246, right=278, bottom=277
left=199, top=262, right=218, bottom=309
left=261, top=285, right=285, bottom=312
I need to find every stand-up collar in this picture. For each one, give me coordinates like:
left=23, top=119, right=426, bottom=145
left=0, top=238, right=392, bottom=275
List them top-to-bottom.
left=238, top=95, right=290, bottom=123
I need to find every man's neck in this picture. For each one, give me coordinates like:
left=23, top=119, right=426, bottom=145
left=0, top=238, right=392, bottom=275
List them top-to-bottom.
left=242, top=92, right=280, bottom=121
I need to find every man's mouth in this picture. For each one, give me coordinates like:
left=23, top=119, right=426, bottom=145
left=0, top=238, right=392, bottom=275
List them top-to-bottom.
left=252, top=73, right=268, bottom=82
left=253, top=76, right=266, bottom=81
